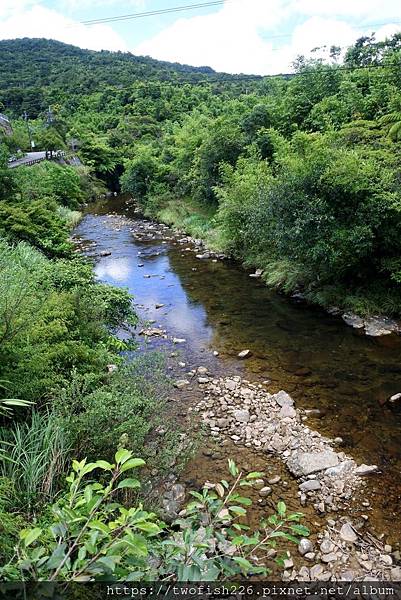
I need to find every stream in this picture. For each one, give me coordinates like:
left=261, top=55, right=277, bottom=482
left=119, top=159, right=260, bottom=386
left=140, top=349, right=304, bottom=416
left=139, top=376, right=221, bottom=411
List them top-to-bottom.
left=73, top=195, right=401, bottom=547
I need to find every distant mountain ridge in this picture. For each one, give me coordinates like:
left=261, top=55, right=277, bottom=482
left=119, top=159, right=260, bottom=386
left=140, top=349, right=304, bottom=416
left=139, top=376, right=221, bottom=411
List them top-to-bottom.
left=0, top=38, right=261, bottom=116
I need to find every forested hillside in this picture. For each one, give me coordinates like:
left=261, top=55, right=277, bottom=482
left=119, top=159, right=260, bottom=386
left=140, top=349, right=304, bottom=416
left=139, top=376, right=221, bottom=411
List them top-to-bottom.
left=0, top=38, right=260, bottom=116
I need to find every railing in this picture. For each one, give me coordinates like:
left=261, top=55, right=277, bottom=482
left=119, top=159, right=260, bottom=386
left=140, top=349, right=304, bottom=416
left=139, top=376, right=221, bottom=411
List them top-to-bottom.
left=8, top=151, right=66, bottom=169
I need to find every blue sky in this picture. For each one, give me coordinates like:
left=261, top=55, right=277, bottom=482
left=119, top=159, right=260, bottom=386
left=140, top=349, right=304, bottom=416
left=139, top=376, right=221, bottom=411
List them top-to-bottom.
left=1, top=0, right=400, bottom=74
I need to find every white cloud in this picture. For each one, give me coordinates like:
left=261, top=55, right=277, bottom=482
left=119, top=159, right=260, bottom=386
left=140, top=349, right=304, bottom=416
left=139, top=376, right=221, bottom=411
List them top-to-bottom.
left=0, top=0, right=36, bottom=19
left=134, top=0, right=401, bottom=75
left=134, top=0, right=288, bottom=75
left=291, top=0, right=401, bottom=20
left=0, top=2, right=128, bottom=52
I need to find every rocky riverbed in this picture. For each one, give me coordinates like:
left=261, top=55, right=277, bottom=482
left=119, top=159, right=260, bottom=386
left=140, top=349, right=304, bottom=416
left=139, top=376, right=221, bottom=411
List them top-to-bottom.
left=189, top=375, right=400, bottom=581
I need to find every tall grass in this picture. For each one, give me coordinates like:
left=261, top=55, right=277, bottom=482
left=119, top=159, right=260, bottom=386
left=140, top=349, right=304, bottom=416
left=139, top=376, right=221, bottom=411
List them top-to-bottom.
left=57, top=205, right=82, bottom=229
left=0, top=411, right=70, bottom=513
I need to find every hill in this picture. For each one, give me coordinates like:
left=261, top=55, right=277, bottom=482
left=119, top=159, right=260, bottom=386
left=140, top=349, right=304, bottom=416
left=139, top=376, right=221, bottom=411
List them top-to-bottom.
left=0, top=38, right=261, bottom=116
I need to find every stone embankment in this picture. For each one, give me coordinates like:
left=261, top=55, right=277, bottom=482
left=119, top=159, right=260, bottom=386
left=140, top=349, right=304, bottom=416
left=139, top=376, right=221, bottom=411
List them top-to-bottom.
left=192, top=376, right=400, bottom=581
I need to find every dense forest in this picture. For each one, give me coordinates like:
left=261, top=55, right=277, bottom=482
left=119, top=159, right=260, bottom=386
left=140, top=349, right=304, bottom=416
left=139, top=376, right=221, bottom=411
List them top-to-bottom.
left=1, top=34, right=401, bottom=583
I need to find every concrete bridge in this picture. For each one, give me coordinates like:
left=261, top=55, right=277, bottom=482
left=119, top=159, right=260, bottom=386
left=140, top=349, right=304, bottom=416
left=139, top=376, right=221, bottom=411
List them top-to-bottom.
left=7, top=150, right=66, bottom=169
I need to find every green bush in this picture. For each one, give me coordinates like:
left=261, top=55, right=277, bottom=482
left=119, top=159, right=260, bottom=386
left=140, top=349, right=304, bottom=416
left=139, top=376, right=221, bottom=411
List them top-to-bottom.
left=0, top=240, right=136, bottom=402
left=54, top=355, right=170, bottom=463
left=1, top=452, right=309, bottom=582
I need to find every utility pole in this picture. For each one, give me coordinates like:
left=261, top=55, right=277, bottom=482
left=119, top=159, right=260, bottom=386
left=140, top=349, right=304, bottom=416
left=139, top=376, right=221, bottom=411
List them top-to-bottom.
left=46, top=106, right=54, bottom=126
left=23, top=111, right=34, bottom=150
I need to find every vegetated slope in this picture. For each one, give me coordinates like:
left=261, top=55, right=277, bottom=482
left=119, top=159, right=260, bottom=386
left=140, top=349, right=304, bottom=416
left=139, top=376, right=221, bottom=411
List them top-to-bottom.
left=2, top=34, right=401, bottom=316
left=0, top=38, right=261, bottom=116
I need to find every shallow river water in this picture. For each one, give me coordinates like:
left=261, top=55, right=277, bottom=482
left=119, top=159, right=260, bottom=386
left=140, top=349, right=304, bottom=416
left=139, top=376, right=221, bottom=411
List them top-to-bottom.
left=74, top=196, right=401, bottom=543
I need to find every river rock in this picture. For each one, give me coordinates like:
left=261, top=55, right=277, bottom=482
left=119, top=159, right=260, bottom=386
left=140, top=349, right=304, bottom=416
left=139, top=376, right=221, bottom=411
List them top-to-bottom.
left=100, top=250, right=112, bottom=257
left=249, top=269, right=263, bottom=279
left=155, top=303, right=165, bottom=309
left=342, top=313, right=365, bottom=329
left=364, top=317, right=400, bottom=337
left=140, top=328, right=164, bottom=337
left=173, top=338, right=186, bottom=344
left=238, top=349, right=252, bottom=359
left=225, top=379, right=238, bottom=391
left=174, top=380, right=190, bottom=389
left=272, top=390, right=294, bottom=408
left=390, top=393, right=401, bottom=403
left=280, top=404, right=296, bottom=418
left=233, top=409, right=250, bottom=423
left=291, top=451, right=339, bottom=476
left=325, top=460, right=354, bottom=477
left=354, top=464, right=379, bottom=475
left=268, top=475, right=281, bottom=484
left=299, top=479, right=321, bottom=492
left=162, top=484, right=186, bottom=521
left=259, top=486, right=272, bottom=497
left=340, top=523, right=358, bottom=543
left=298, top=539, right=314, bottom=556
left=320, top=539, right=335, bottom=554
left=321, top=552, right=337, bottom=563
left=310, top=564, right=324, bottom=580
left=298, top=566, right=310, bottom=581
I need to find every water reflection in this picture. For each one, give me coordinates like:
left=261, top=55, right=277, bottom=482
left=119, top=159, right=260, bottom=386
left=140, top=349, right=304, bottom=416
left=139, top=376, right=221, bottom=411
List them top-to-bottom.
left=96, top=258, right=134, bottom=282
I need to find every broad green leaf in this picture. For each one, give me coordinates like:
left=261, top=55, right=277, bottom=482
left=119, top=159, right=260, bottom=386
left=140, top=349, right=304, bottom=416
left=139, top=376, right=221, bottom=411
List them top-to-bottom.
left=115, top=448, right=132, bottom=465
left=120, top=458, right=146, bottom=473
left=228, top=459, right=239, bottom=477
left=95, top=460, right=114, bottom=471
left=246, top=472, right=265, bottom=480
left=117, top=478, right=141, bottom=490
left=84, top=485, right=93, bottom=503
left=233, top=496, right=252, bottom=506
left=277, top=500, right=286, bottom=517
left=228, top=505, right=246, bottom=516
left=88, top=520, right=110, bottom=534
left=135, top=522, right=161, bottom=534
left=289, top=524, right=310, bottom=536
left=23, top=528, right=42, bottom=547
left=231, top=535, right=245, bottom=545
left=96, top=555, right=118, bottom=572
left=232, top=557, right=253, bottom=572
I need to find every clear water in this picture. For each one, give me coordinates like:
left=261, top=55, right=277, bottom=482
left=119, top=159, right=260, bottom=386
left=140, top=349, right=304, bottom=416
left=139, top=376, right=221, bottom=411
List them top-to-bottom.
left=74, top=196, right=401, bottom=541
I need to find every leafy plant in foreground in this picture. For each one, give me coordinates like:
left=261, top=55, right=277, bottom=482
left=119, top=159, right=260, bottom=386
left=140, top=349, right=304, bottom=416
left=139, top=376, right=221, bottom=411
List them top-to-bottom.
left=3, top=455, right=309, bottom=582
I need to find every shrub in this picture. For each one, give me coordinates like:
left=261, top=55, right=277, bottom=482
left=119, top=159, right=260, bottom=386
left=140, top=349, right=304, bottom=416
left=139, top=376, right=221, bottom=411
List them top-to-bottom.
left=2, top=453, right=309, bottom=582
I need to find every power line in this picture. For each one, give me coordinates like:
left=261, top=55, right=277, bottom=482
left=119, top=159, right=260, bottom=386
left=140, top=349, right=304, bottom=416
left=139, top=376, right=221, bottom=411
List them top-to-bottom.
left=77, top=0, right=401, bottom=42
left=80, top=0, right=228, bottom=26
left=3, top=60, right=400, bottom=101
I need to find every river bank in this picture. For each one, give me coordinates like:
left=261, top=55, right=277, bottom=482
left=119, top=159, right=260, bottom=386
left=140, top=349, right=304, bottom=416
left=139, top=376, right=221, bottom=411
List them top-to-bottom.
left=72, top=195, right=401, bottom=579
left=152, top=200, right=401, bottom=339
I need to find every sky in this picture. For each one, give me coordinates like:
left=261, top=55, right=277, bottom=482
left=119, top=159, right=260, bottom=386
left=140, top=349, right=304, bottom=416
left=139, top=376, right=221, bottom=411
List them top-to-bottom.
left=0, top=0, right=400, bottom=75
